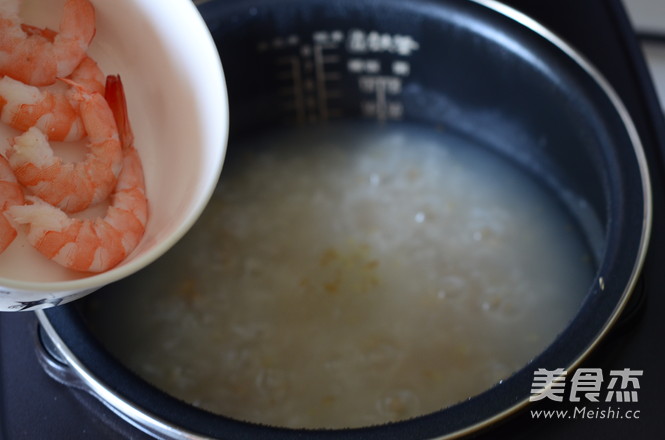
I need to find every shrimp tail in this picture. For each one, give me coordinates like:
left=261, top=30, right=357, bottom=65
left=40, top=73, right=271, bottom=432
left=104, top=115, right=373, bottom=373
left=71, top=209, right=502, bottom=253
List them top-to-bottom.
left=105, top=75, right=134, bottom=150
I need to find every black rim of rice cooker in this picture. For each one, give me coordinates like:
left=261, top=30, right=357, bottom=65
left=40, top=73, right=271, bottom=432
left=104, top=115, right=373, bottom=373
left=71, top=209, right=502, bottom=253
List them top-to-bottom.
left=36, top=0, right=651, bottom=439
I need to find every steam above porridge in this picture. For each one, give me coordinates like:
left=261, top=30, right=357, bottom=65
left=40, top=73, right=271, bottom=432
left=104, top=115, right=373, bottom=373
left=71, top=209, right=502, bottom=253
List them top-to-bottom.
left=85, top=122, right=594, bottom=429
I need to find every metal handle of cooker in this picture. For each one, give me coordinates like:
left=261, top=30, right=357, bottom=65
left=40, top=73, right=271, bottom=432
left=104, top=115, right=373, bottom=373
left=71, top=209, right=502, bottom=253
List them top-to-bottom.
left=35, top=322, right=207, bottom=440
left=36, top=323, right=91, bottom=392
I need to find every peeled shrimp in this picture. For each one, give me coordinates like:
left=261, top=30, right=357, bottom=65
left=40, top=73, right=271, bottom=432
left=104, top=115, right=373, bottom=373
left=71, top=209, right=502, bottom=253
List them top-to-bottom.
left=0, top=0, right=96, bottom=86
left=0, top=22, right=103, bottom=140
left=17, top=22, right=104, bottom=95
left=0, top=56, right=104, bottom=141
left=6, top=75, right=148, bottom=273
left=7, top=78, right=123, bottom=213
left=0, top=155, right=24, bottom=253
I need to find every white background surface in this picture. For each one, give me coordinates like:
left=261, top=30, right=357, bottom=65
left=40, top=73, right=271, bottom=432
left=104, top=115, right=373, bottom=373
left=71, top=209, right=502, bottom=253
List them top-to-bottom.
left=624, top=0, right=665, bottom=109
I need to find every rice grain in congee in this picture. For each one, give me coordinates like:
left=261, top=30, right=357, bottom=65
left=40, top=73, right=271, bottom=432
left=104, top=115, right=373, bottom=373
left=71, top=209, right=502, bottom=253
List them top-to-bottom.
left=84, top=121, right=594, bottom=429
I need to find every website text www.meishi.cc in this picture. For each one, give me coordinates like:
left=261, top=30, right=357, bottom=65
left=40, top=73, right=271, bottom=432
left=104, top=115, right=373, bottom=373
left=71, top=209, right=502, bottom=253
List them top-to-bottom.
left=531, top=406, right=640, bottom=420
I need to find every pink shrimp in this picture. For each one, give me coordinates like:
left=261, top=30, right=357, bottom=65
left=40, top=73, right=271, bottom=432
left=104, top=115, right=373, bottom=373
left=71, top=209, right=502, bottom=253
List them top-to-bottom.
left=0, top=0, right=96, bottom=86
left=17, top=22, right=105, bottom=95
left=0, top=56, right=104, bottom=141
left=6, top=75, right=148, bottom=273
left=6, top=78, right=123, bottom=213
left=0, top=155, right=24, bottom=253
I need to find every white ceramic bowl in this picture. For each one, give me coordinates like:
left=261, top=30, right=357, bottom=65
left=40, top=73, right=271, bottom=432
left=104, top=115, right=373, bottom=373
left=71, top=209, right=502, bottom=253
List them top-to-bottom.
left=0, top=0, right=228, bottom=311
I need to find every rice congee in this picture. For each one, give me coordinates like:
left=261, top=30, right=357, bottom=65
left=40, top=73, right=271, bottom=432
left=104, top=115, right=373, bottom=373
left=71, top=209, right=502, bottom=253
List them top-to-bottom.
left=84, top=121, right=594, bottom=429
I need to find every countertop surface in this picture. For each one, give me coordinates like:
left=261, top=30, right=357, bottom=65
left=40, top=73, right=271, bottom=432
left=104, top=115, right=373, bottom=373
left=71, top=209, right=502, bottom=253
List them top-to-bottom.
left=625, top=0, right=665, bottom=108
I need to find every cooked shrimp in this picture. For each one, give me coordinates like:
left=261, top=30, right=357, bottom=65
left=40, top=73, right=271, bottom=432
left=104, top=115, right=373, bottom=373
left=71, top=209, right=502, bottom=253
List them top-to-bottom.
left=0, top=0, right=96, bottom=86
left=17, top=22, right=105, bottom=94
left=0, top=56, right=104, bottom=141
left=68, top=56, right=105, bottom=95
left=6, top=75, right=148, bottom=273
left=6, top=78, right=122, bottom=213
left=0, top=155, right=24, bottom=253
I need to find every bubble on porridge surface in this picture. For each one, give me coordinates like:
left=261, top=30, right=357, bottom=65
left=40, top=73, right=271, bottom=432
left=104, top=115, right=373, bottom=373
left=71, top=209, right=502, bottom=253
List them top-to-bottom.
left=84, top=121, right=595, bottom=429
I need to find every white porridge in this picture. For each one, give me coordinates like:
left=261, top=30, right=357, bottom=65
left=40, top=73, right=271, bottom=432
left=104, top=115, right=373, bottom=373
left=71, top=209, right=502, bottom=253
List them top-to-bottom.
left=85, top=122, right=594, bottom=429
